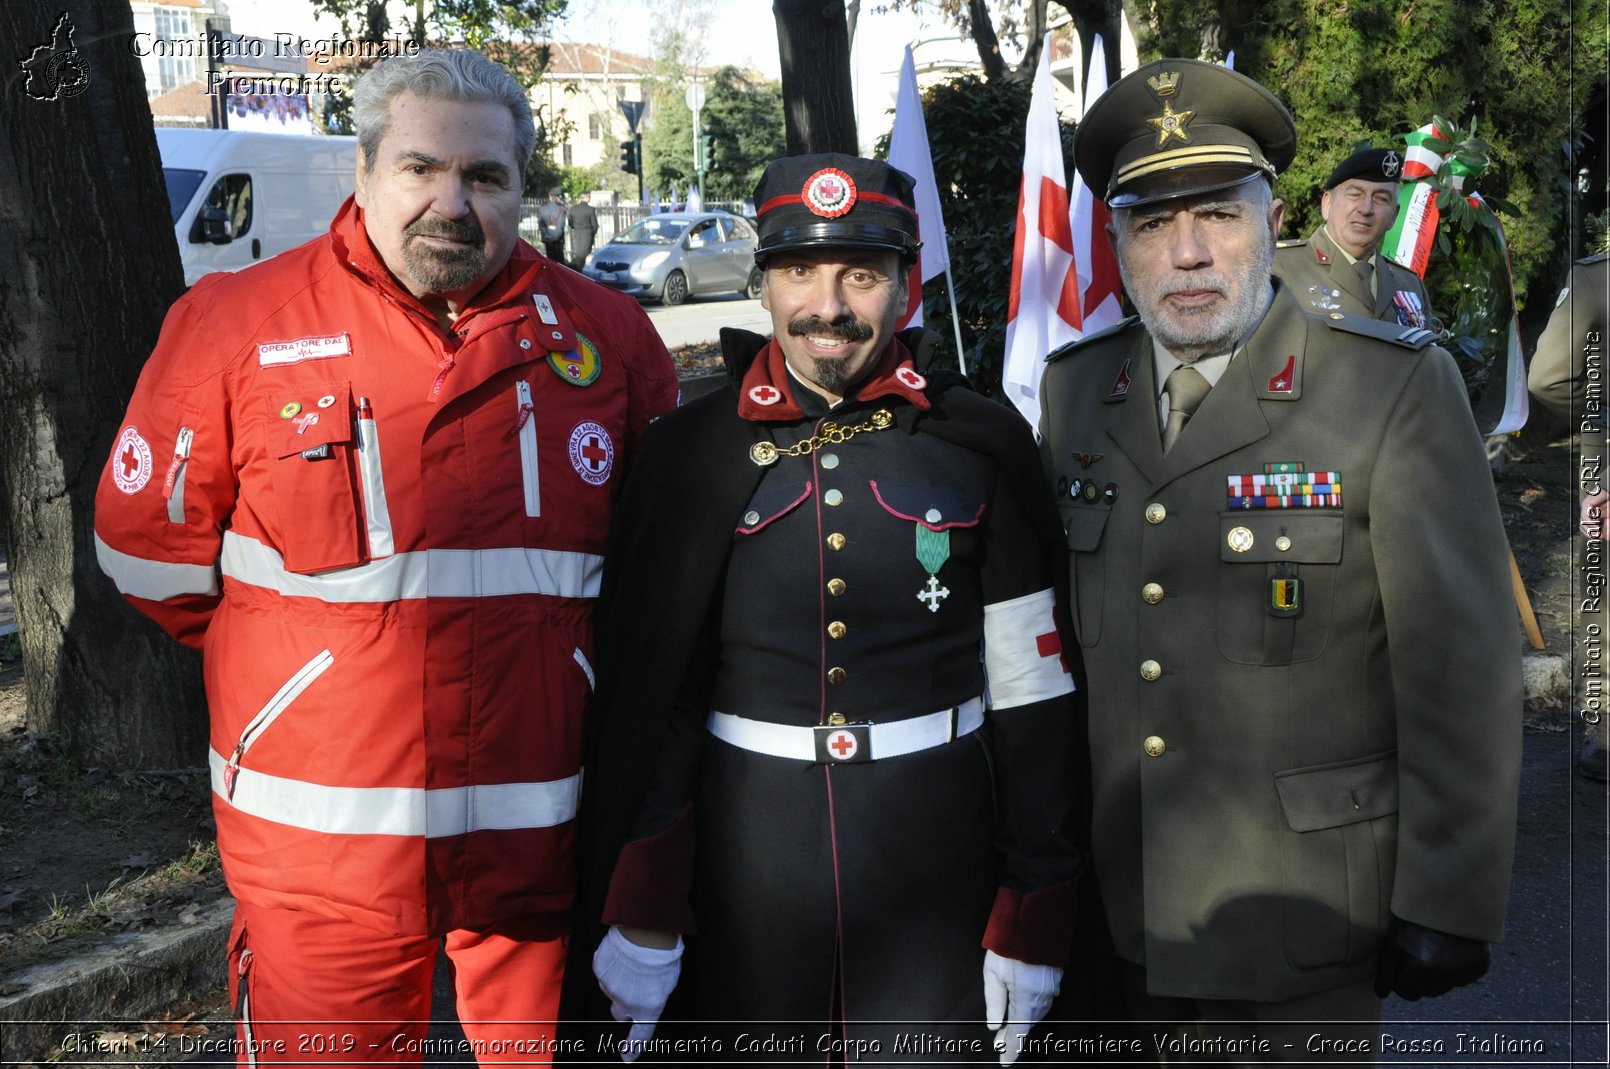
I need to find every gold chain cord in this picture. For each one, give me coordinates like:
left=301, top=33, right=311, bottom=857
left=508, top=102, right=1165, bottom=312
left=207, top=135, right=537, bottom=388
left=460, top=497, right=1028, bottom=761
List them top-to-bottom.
left=749, top=409, right=894, bottom=466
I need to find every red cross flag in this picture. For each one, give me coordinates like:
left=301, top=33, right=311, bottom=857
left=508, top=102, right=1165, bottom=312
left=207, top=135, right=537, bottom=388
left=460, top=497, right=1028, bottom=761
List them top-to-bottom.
left=1070, top=35, right=1123, bottom=336
left=1003, top=36, right=1082, bottom=427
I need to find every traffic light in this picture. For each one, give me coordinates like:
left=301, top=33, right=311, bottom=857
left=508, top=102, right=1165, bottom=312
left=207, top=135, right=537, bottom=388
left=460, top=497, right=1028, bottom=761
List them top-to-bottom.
left=701, top=133, right=716, bottom=171
left=619, top=140, right=638, bottom=175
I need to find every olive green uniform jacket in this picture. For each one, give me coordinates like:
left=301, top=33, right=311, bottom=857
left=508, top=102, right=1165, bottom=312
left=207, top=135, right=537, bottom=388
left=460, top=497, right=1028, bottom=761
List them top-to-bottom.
left=1275, top=224, right=1432, bottom=329
left=1036, top=281, right=1521, bottom=1003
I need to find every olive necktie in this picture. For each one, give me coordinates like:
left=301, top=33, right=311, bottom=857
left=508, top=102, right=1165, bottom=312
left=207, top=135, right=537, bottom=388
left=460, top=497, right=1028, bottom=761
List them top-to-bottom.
left=1354, top=257, right=1375, bottom=300
left=1161, top=365, right=1212, bottom=453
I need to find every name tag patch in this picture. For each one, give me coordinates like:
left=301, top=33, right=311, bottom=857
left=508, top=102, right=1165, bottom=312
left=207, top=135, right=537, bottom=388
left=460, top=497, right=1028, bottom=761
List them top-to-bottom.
left=257, top=333, right=352, bottom=367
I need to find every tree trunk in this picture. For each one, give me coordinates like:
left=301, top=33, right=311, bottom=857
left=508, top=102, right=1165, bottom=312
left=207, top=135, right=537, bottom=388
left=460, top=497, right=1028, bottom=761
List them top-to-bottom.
left=773, top=0, right=857, bottom=155
left=1056, top=0, right=1125, bottom=88
left=0, top=2, right=207, bottom=767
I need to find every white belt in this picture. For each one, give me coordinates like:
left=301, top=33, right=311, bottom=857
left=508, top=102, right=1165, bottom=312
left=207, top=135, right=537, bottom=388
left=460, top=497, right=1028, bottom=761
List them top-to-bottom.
left=707, top=697, right=985, bottom=764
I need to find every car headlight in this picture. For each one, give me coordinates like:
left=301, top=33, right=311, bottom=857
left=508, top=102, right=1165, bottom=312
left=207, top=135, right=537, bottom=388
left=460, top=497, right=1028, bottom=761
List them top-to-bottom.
left=638, top=251, right=670, bottom=271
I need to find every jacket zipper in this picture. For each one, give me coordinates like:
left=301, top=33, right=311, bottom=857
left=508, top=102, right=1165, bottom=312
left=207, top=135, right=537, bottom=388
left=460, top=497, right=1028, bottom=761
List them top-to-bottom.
left=510, top=380, right=540, bottom=517
left=355, top=396, right=394, bottom=558
left=162, top=427, right=193, bottom=524
left=223, top=649, right=335, bottom=799
left=235, top=946, right=257, bottom=1069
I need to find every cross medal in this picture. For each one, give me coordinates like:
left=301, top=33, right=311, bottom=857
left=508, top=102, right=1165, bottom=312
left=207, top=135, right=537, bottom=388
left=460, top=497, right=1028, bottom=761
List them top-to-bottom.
left=915, top=526, right=950, bottom=612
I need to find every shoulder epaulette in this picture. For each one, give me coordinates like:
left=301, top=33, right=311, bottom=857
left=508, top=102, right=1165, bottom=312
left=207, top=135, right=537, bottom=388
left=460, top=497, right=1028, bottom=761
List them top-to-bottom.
left=1275, top=238, right=1307, bottom=249
left=1580, top=252, right=1609, bottom=266
left=1321, top=312, right=1437, bottom=350
left=1044, top=315, right=1140, bottom=363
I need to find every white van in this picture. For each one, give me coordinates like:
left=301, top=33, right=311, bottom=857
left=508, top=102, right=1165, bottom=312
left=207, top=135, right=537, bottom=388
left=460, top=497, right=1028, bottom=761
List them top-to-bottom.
left=157, top=129, right=358, bottom=287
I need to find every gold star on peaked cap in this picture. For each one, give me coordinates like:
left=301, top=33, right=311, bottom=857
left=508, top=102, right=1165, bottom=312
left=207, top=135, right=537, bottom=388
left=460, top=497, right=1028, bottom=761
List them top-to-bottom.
left=1074, top=58, right=1296, bottom=209
left=1146, top=101, right=1196, bottom=146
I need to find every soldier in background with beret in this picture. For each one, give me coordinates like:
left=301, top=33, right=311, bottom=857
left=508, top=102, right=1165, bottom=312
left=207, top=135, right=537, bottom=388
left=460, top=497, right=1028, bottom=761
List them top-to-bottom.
left=1038, top=59, right=1520, bottom=1060
left=1275, top=147, right=1434, bottom=329
left=565, top=153, right=1084, bottom=1063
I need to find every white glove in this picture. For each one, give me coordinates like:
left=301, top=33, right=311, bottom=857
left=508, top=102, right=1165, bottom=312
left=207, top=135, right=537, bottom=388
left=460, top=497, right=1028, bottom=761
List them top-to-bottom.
left=592, top=926, right=684, bottom=1063
left=982, top=949, right=1061, bottom=1066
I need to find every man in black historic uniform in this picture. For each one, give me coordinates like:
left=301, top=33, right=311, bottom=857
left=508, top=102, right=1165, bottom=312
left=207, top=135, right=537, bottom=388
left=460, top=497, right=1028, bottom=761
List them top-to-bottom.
left=1039, top=60, right=1520, bottom=1062
left=1274, top=147, right=1433, bottom=328
left=566, top=154, right=1083, bottom=1064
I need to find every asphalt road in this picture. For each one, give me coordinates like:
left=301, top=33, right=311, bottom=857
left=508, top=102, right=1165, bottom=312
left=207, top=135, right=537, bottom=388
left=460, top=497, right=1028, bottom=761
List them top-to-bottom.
left=642, top=292, right=774, bottom=350
left=423, top=726, right=1608, bottom=1067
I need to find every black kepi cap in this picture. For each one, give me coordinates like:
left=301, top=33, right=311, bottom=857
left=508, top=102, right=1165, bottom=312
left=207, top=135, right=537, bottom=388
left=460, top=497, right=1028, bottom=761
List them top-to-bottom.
left=1073, top=58, right=1296, bottom=209
left=1325, top=147, right=1405, bottom=189
left=752, top=153, right=921, bottom=263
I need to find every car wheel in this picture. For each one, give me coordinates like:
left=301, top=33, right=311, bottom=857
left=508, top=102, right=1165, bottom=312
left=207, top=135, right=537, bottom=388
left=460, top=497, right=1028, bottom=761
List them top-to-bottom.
left=741, top=267, right=762, bottom=300
left=662, top=270, right=689, bottom=306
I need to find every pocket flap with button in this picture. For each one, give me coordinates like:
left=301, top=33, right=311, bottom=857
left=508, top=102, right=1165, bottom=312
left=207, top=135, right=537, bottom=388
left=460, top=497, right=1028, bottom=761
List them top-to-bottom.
left=265, top=384, right=363, bottom=574
left=269, top=390, right=354, bottom=459
left=736, top=480, right=811, bottom=535
left=870, top=481, right=983, bottom=529
left=1064, top=506, right=1111, bottom=552
left=1218, top=512, right=1343, bottom=563
left=1275, top=750, right=1398, bottom=832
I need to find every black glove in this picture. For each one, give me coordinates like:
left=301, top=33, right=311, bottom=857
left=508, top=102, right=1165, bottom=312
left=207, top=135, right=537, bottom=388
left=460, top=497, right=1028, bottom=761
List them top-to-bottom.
left=1373, top=917, right=1490, bottom=1000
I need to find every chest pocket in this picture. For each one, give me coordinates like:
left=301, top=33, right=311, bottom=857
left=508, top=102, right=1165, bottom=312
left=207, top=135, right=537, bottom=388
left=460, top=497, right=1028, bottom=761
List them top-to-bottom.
left=266, top=385, right=363, bottom=575
left=735, top=480, right=812, bottom=536
left=1061, top=506, right=1109, bottom=647
left=1214, top=512, right=1343, bottom=665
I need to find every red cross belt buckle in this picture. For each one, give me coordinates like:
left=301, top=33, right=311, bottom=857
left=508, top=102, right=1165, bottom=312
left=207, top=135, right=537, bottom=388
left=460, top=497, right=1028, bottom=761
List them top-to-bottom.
left=813, top=722, right=873, bottom=763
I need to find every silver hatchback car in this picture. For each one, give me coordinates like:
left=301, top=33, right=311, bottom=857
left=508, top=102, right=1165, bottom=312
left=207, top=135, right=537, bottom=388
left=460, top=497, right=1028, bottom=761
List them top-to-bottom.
left=583, top=211, right=761, bottom=306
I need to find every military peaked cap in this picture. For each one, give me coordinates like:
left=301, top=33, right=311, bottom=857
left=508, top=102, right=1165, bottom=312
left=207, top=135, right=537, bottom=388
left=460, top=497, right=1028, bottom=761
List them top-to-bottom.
left=1074, top=58, right=1296, bottom=208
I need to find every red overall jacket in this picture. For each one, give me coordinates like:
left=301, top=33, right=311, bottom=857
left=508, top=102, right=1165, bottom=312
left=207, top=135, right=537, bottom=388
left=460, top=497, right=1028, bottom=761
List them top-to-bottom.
left=94, top=199, right=679, bottom=936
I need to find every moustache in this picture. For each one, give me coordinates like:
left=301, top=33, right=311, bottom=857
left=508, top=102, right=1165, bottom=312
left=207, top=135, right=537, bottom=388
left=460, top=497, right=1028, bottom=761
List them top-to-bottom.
left=405, top=218, right=485, bottom=247
left=1158, top=278, right=1227, bottom=300
left=787, top=316, right=873, bottom=343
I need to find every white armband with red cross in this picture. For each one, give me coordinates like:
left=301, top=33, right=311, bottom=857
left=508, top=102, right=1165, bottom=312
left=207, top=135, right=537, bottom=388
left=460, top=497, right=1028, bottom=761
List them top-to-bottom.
left=983, top=588, right=1075, bottom=710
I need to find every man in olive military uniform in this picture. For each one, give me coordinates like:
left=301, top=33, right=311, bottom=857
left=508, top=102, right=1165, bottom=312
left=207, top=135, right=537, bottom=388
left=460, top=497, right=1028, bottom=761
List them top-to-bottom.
left=1037, top=59, right=1520, bottom=1060
left=1274, top=147, right=1433, bottom=328
left=566, top=154, right=1083, bottom=1064
left=1528, top=253, right=1610, bottom=779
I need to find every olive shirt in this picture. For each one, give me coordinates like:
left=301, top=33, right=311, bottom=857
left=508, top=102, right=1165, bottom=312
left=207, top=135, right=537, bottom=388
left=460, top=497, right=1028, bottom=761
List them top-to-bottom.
left=1275, top=224, right=1433, bottom=328
left=1036, top=280, right=1521, bottom=1003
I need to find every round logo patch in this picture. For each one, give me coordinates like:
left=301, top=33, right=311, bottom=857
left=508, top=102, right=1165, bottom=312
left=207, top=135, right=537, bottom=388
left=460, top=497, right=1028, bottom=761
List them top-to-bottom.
left=803, top=168, right=856, bottom=218
left=547, top=333, right=602, bottom=387
left=894, top=367, right=927, bottom=391
left=748, top=384, right=783, bottom=406
left=568, top=421, right=614, bottom=485
left=112, top=426, right=153, bottom=495
left=825, top=729, right=859, bottom=761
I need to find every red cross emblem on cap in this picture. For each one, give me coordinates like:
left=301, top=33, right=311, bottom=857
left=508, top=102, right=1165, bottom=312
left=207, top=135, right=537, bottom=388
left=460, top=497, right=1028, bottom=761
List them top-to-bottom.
left=804, top=168, right=856, bottom=218
left=749, top=384, right=783, bottom=406
left=826, top=730, right=859, bottom=760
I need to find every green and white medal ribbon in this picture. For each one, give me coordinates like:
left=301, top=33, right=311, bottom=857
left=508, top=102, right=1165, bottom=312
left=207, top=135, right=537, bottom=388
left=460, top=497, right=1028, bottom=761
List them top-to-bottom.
left=915, top=526, right=951, bottom=613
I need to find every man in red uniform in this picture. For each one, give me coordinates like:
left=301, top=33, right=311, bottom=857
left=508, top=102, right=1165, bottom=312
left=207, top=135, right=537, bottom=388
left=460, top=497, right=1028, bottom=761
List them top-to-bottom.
left=94, top=48, right=678, bottom=1063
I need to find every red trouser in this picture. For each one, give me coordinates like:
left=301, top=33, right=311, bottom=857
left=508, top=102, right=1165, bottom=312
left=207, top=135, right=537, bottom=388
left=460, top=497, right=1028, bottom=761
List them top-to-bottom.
left=226, top=902, right=567, bottom=1066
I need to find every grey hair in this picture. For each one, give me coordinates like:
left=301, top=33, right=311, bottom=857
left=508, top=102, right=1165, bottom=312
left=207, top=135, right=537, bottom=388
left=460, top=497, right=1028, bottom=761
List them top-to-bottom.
left=352, top=49, right=536, bottom=169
